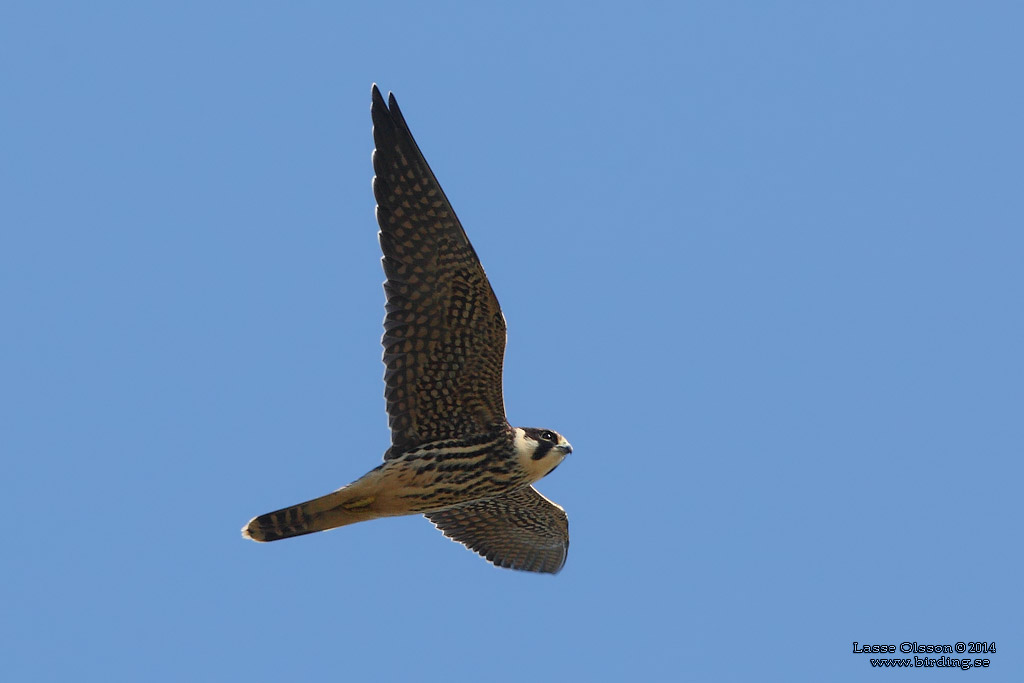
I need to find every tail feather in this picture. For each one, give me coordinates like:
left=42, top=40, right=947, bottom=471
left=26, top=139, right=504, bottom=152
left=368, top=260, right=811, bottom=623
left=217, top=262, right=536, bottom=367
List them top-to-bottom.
left=243, top=486, right=381, bottom=542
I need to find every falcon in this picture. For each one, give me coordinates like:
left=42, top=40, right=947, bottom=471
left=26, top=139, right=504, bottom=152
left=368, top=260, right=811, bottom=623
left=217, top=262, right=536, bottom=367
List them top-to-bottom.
left=242, top=85, right=573, bottom=574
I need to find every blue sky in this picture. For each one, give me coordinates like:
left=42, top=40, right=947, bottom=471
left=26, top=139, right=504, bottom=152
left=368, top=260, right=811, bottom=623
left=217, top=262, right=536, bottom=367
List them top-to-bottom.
left=3, top=2, right=1021, bottom=681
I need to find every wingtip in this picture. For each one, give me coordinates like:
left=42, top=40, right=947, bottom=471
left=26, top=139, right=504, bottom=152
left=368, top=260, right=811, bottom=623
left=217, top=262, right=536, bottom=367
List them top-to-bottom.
left=370, top=83, right=402, bottom=113
left=371, top=83, right=387, bottom=110
left=370, top=84, right=410, bottom=140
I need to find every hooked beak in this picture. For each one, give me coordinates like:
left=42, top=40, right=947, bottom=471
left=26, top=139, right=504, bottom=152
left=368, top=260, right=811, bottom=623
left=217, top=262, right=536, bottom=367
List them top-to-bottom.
left=556, top=443, right=573, bottom=455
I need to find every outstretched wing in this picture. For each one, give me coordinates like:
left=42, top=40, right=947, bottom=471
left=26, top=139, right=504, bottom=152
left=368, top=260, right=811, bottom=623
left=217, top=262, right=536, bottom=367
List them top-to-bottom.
left=371, top=85, right=508, bottom=458
left=426, top=486, right=569, bottom=574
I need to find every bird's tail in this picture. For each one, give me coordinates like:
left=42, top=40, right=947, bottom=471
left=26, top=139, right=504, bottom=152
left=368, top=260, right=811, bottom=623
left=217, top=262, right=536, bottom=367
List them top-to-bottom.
left=243, top=482, right=382, bottom=542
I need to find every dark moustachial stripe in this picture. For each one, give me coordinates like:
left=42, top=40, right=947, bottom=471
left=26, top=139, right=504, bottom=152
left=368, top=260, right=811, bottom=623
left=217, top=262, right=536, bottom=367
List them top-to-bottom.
left=531, top=441, right=553, bottom=460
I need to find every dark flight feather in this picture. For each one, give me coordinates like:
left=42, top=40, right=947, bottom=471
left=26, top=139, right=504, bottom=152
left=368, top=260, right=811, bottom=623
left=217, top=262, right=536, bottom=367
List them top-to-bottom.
left=371, top=86, right=508, bottom=459
left=427, top=486, right=569, bottom=574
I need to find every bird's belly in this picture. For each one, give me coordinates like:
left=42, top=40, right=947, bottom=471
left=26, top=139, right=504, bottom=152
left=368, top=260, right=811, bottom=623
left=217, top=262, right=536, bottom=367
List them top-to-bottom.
left=375, top=451, right=529, bottom=515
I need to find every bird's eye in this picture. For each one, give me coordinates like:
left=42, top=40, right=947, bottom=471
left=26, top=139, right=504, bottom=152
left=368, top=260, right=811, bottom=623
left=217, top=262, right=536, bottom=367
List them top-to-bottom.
left=541, top=430, right=556, bottom=441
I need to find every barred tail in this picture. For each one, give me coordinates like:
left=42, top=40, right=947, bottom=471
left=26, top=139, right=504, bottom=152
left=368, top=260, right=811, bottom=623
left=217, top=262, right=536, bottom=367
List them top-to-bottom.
left=242, top=485, right=381, bottom=542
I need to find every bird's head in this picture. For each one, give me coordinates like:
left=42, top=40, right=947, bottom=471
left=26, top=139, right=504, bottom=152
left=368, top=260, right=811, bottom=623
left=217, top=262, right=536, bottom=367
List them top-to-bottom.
left=513, top=427, right=572, bottom=481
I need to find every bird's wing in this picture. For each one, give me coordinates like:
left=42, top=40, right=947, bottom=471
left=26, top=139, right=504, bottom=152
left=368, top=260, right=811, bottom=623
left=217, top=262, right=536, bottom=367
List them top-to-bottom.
left=371, top=85, right=508, bottom=458
left=426, top=486, right=569, bottom=574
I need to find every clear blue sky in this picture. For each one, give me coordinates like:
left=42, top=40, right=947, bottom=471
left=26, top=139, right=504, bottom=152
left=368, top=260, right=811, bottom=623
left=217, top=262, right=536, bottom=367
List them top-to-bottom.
left=3, top=2, right=1021, bottom=681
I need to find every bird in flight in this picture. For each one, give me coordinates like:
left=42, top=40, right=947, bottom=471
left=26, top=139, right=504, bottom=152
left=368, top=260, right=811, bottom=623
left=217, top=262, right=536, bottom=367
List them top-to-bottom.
left=242, top=84, right=573, bottom=573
